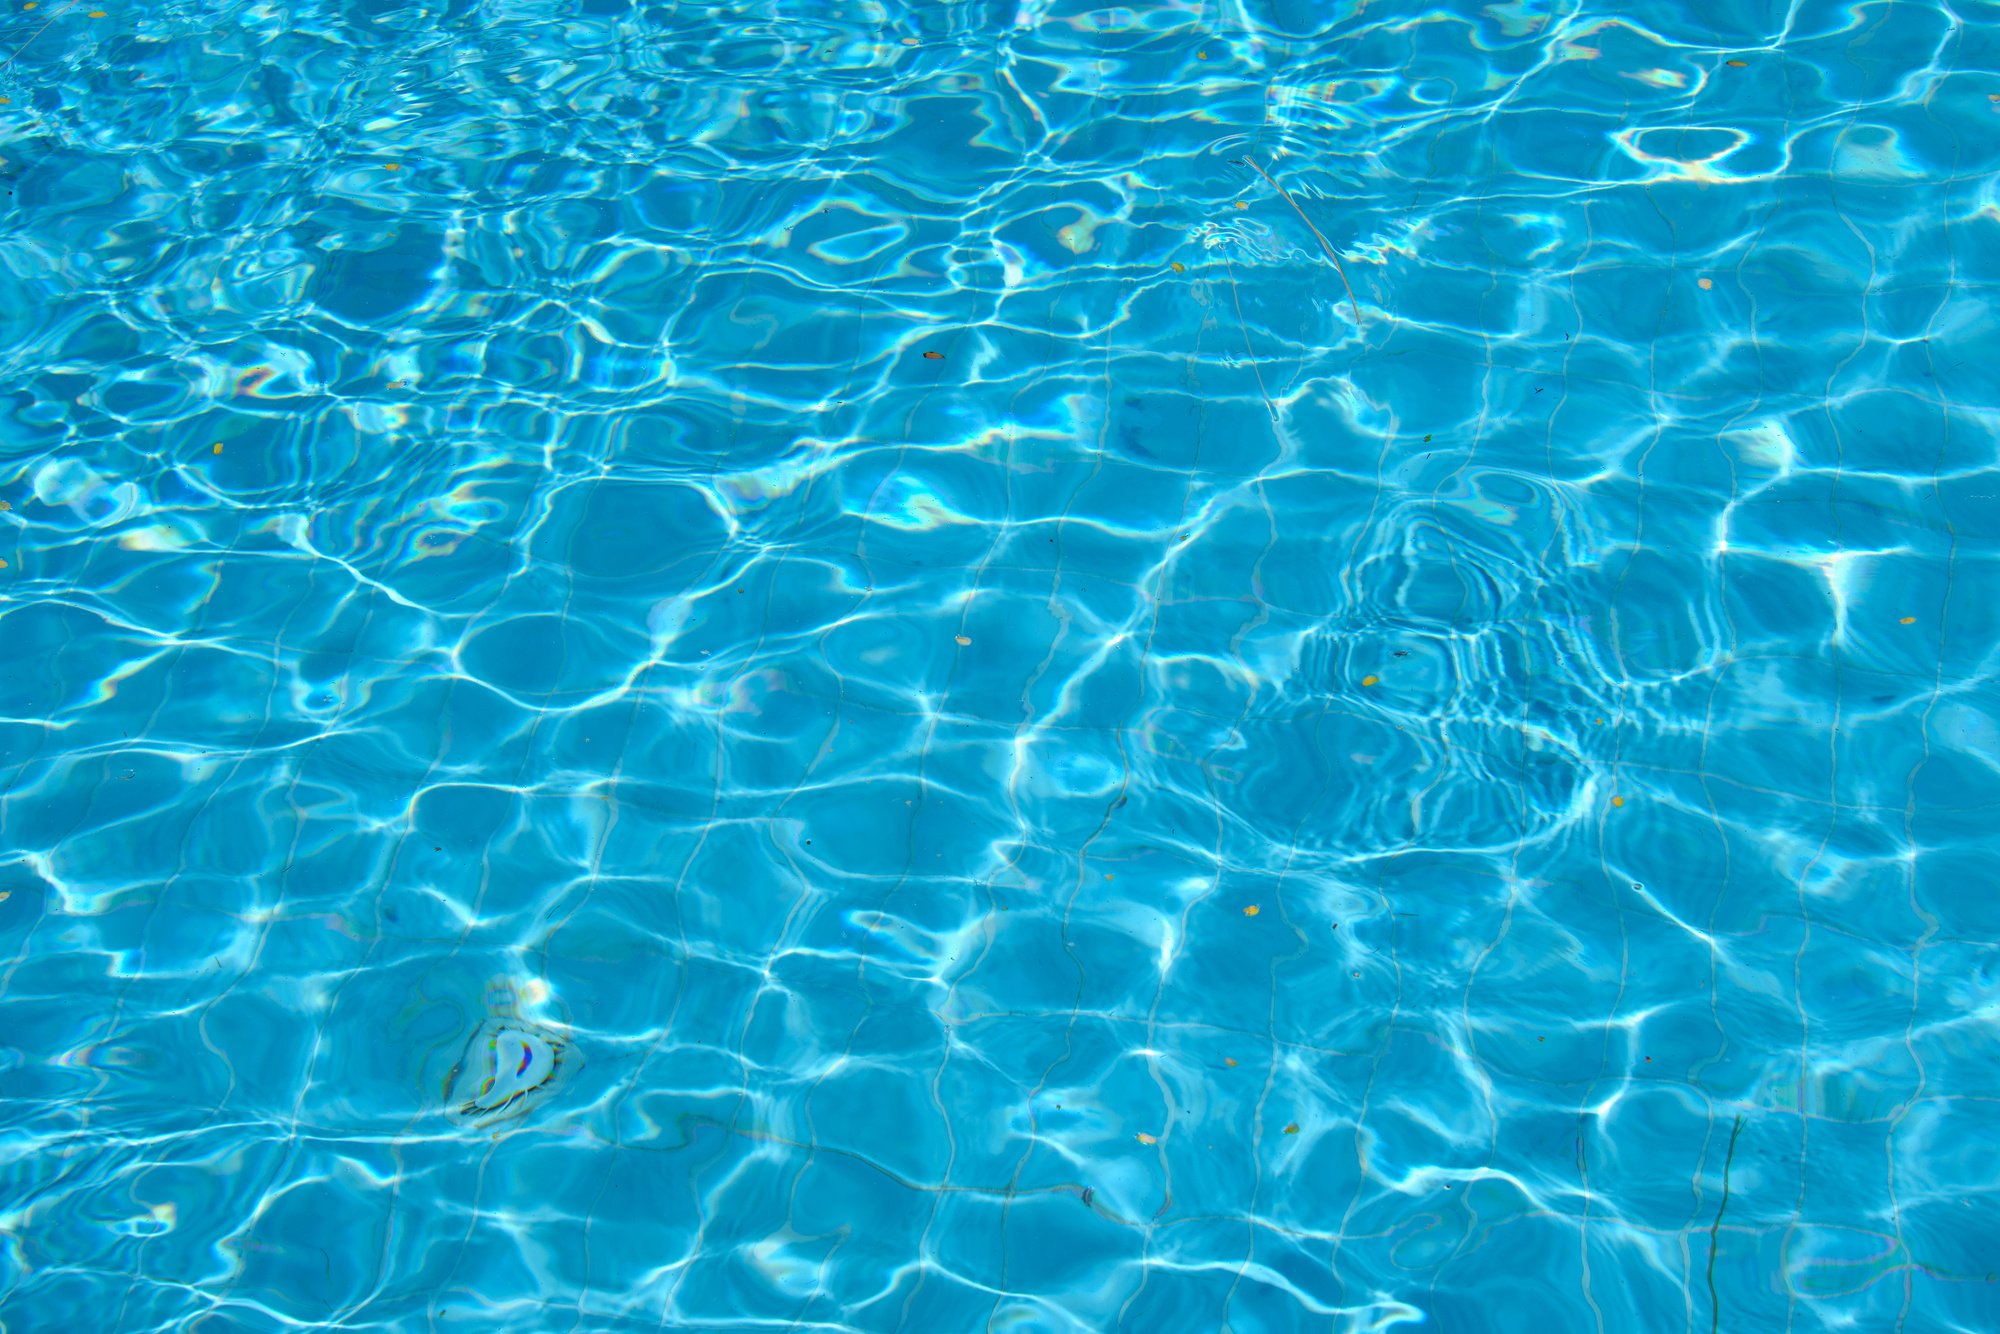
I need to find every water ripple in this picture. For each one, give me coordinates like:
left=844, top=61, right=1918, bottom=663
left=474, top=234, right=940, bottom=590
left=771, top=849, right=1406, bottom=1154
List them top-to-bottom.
left=1, top=0, right=1997, bottom=1330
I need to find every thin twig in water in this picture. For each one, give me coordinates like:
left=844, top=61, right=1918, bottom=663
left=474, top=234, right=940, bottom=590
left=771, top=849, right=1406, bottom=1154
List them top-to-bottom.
left=2, top=0, right=83, bottom=74
left=1242, top=154, right=1369, bottom=333
left=1223, top=253, right=1277, bottom=422
left=1706, top=1114, right=1745, bottom=1334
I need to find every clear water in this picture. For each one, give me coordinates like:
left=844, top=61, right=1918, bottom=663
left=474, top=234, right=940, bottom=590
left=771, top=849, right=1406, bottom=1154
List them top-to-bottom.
left=2, top=0, right=1996, bottom=1329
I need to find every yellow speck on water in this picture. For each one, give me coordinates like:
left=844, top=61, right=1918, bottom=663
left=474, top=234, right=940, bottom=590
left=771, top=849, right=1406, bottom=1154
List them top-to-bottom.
left=22, top=3, right=35, bottom=10
left=1197, top=51, right=1208, bottom=60
left=1726, top=59, right=1748, bottom=67
left=0, top=97, right=10, bottom=104
left=383, top=162, right=402, bottom=171
left=1234, top=200, right=1248, bottom=209
left=1170, top=260, right=1185, bottom=273
left=1698, top=277, right=1714, bottom=290
left=212, top=442, right=222, bottom=455
left=0, top=500, right=10, bottom=511
left=0, top=558, right=9, bottom=569
left=1899, top=616, right=1916, bottom=624
left=954, top=634, right=970, bottom=646
left=1361, top=675, right=1379, bottom=687
left=1612, top=796, right=1625, bottom=808
left=1243, top=904, right=1260, bottom=917
left=1224, top=1057, right=1238, bottom=1067
left=1284, top=1122, right=1300, bottom=1135
left=1135, top=1131, right=1157, bottom=1145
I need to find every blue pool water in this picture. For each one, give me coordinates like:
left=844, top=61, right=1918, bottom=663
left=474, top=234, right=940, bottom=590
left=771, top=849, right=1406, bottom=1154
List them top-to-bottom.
left=3, top=0, right=1997, bottom=1329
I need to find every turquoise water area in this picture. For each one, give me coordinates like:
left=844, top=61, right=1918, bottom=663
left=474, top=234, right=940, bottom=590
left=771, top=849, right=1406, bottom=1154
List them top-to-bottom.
left=3, top=0, right=1997, bottom=1328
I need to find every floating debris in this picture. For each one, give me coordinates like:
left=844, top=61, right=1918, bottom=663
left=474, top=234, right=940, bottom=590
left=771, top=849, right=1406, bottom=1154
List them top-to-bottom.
left=1241, top=155, right=1368, bottom=330
left=922, top=350, right=943, bottom=360
left=954, top=634, right=970, bottom=646
left=1243, top=904, right=1260, bottom=917
left=441, top=978, right=580, bottom=1131
left=1135, top=1131, right=1157, bottom=1145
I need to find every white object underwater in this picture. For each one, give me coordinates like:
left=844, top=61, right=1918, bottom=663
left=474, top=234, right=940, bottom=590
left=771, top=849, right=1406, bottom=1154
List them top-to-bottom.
left=441, top=976, right=581, bottom=1130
